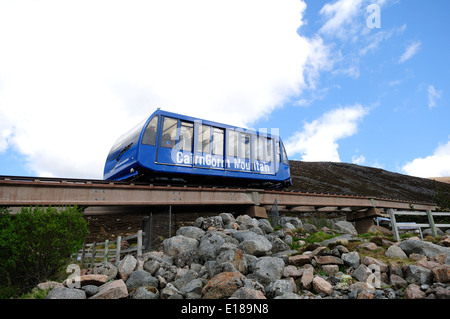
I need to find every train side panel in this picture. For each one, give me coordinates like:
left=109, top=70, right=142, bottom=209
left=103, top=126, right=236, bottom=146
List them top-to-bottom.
left=105, top=110, right=291, bottom=187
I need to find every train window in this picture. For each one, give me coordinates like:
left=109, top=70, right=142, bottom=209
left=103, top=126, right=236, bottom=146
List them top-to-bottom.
left=142, top=116, right=159, bottom=146
left=160, top=117, right=177, bottom=148
left=179, top=121, right=193, bottom=152
left=198, top=124, right=211, bottom=153
left=212, top=128, right=224, bottom=155
left=228, top=130, right=239, bottom=157
left=241, top=133, right=251, bottom=159
left=256, top=136, right=265, bottom=161
left=266, top=138, right=273, bottom=162
left=276, top=141, right=281, bottom=163
left=282, top=142, right=289, bottom=165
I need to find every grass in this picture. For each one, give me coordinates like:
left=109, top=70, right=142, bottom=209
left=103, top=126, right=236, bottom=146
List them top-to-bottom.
left=287, top=222, right=440, bottom=271
left=18, top=287, right=51, bottom=299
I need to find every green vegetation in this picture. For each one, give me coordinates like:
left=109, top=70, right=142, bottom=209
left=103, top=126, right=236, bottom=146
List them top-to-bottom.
left=433, top=182, right=450, bottom=212
left=0, top=206, right=89, bottom=298
left=303, top=231, right=337, bottom=244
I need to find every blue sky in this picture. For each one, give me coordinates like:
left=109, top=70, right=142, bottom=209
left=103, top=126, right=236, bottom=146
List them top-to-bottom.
left=0, top=0, right=449, bottom=179
left=259, top=0, right=450, bottom=176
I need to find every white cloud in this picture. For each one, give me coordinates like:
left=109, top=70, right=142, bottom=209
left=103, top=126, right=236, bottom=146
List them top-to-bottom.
left=0, top=0, right=329, bottom=178
left=319, top=0, right=363, bottom=38
left=399, top=40, right=422, bottom=63
left=427, top=85, right=442, bottom=109
left=285, top=104, right=369, bottom=162
left=402, top=141, right=450, bottom=178
left=352, top=154, right=366, bottom=165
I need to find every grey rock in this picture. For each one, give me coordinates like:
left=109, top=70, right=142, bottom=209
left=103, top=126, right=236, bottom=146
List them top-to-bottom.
left=220, top=213, right=236, bottom=229
left=236, top=215, right=258, bottom=229
left=201, top=216, right=224, bottom=230
left=280, top=217, right=302, bottom=229
left=258, top=219, right=274, bottom=233
left=333, top=221, right=357, bottom=236
left=302, top=223, right=318, bottom=234
left=176, top=226, right=205, bottom=240
left=423, top=228, right=444, bottom=237
left=232, top=230, right=259, bottom=243
left=198, top=233, right=226, bottom=261
left=163, top=235, right=199, bottom=257
left=238, top=235, right=272, bottom=256
left=320, top=235, right=350, bottom=247
left=268, top=237, right=291, bottom=254
left=399, top=239, right=450, bottom=264
left=385, top=245, right=408, bottom=259
left=216, top=246, right=247, bottom=274
left=173, top=249, right=204, bottom=268
left=341, top=251, right=360, bottom=269
left=117, top=254, right=137, bottom=281
left=252, top=256, right=285, bottom=286
left=143, top=260, right=161, bottom=275
left=90, top=261, right=118, bottom=280
left=352, top=264, right=372, bottom=282
left=405, top=265, right=433, bottom=285
left=126, top=269, right=159, bottom=291
left=173, top=269, right=198, bottom=290
left=390, top=274, right=408, bottom=290
left=180, top=278, right=205, bottom=295
left=265, top=279, right=293, bottom=298
left=90, top=280, right=128, bottom=299
left=160, top=283, right=181, bottom=299
left=82, top=285, right=99, bottom=297
left=46, top=286, right=86, bottom=299
left=129, top=286, right=159, bottom=299
left=230, top=287, right=266, bottom=299
left=274, top=292, right=301, bottom=299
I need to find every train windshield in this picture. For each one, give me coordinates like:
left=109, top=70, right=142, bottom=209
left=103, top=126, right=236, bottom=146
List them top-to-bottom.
left=142, top=116, right=159, bottom=146
left=106, top=119, right=146, bottom=162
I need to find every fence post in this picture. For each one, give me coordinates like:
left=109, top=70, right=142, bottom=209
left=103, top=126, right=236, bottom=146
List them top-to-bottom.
left=388, top=209, right=400, bottom=242
left=426, top=210, right=437, bottom=237
left=142, top=213, right=153, bottom=252
left=137, top=230, right=142, bottom=257
left=116, top=236, right=122, bottom=266
left=104, top=239, right=109, bottom=262
left=81, top=241, right=86, bottom=267
left=91, top=242, right=97, bottom=267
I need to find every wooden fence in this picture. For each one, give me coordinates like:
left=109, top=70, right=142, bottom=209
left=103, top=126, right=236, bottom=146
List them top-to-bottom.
left=386, top=209, right=450, bottom=241
left=73, top=230, right=144, bottom=267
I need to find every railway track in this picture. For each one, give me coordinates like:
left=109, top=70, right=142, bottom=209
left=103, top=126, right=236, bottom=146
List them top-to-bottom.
left=0, top=174, right=435, bottom=211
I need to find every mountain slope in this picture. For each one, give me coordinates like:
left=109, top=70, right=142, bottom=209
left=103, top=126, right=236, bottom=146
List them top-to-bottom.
left=288, top=161, right=450, bottom=204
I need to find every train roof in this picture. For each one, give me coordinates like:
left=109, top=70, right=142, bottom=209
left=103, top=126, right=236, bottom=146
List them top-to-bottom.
left=150, top=109, right=282, bottom=138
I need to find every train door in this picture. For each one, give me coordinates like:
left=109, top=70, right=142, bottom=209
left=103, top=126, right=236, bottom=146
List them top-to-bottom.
left=156, top=116, right=194, bottom=167
left=194, top=124, right=225, bottom=170
left=226, top=130, right=252, bottom=173
left=253, top=135, right=275, bottom=175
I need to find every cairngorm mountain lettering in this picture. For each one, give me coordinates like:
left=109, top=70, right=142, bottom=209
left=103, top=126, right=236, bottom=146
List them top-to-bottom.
left=175, top=151, right=272, bottom=173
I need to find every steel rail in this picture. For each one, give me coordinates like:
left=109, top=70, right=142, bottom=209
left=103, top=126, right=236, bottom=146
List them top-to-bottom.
left=0, top=175, right=436, bottom=212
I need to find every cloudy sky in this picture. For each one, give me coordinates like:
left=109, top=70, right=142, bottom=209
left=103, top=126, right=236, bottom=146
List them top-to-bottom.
left=0, top=0, right=449, bottom=179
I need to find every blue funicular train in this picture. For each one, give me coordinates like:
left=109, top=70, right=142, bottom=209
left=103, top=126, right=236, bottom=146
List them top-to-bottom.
left=104, top=109, right=291, bottom=188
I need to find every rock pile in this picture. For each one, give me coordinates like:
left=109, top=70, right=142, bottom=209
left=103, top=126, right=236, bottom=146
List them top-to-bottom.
left=44, top=213, right=450, bottom=299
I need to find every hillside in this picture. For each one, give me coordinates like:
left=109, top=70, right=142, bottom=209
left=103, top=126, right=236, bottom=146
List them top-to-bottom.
left=288, top=161, right=450, bottom=205
left=428, top=177, right=450, bottom=184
